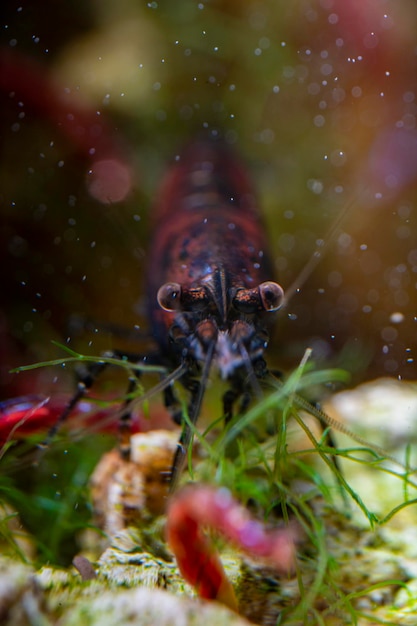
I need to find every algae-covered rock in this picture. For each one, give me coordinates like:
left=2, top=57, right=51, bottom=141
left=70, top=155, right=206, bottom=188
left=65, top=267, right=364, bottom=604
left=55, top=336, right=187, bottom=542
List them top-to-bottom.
left=61, top=586, right=251, bottom=626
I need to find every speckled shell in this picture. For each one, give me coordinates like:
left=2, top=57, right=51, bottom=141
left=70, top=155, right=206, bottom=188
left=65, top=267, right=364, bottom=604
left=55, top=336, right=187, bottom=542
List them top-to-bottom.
left=146, top=139, right=275, bottom=353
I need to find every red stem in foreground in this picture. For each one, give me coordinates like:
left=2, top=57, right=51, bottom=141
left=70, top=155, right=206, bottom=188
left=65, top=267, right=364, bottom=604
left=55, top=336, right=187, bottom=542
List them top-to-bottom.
left=166, top=485, right=295, bottom=611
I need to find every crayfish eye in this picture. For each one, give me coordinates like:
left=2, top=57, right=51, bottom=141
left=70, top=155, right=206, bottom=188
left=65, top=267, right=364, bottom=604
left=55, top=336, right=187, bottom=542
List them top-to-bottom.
left=258, top=281, right=284, bottom=312
left=157, top=282, right=182, bottom=311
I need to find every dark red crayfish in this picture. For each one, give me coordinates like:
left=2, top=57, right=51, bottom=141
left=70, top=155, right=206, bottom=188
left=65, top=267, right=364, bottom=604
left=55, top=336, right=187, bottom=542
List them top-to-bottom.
left=145, top=138, right=284, bottom=486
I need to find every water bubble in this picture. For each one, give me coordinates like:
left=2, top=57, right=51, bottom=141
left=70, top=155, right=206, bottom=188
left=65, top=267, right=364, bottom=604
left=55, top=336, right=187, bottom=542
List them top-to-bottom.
left=320, top=63, right=333, bottom=76
left=403, top=91, right=415, bottom=103
left=314, top=114, right=325, bottom=127
left=87, top=159, right=132, bottom=204
left=307, top=179, right=323, bottom=194
left=337, top=232, right=352, bottom=248
left=390, top=312, right=405, bottom=324
left=381, top=326, right=398, bottom=341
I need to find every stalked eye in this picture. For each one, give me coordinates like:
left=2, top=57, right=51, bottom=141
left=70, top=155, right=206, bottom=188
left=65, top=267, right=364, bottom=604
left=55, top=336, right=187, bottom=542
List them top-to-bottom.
left=258, top=281, right=284, bottom=312
left=157, top=282, right=182, bottom=311
left=233, top=282, right=284, bottom=314
left=180, top=286, right=210, bottom=311
left=232, top=288, right=260, bottom=313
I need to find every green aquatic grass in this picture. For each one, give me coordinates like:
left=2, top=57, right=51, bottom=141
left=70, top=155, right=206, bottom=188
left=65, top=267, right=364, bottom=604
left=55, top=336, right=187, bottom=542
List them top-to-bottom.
left=12, top=340, right=167, bottom=376
left=2, top=346, right=168, bottom=566
left=1, top=348, right=416, bottom=623
left=188, top=356, right=417, bottom=624
left=0, top=433, right=112, bottom=565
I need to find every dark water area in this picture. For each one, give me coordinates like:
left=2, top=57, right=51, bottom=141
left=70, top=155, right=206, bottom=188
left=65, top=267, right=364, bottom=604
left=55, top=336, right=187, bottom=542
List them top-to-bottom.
left=1, top=0, right=416, bottom=404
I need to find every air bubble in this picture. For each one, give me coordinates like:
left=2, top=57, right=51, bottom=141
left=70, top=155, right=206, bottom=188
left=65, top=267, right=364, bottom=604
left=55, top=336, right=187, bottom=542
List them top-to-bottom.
left=320, top=63, right=333, bottom=76
left=308, top=82, right=320, bottom=95
left=314, top=114, right=325, bottom=127
left=307, top=179, right=323, bottom=194
left=337, top=232, right=352, bottom=248
left=390, top=312, right=405, bottom=324
left=381, top=326, right=398, bottom=341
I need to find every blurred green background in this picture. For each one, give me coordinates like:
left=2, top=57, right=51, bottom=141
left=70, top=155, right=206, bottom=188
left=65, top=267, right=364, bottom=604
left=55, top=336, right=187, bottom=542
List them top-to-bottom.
left=1, top=0, right=416, bottom=403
